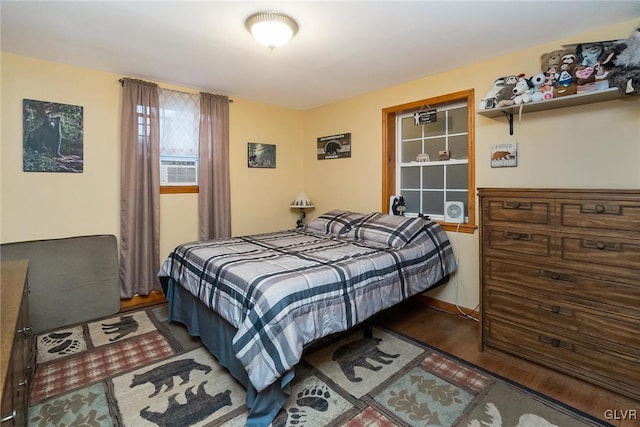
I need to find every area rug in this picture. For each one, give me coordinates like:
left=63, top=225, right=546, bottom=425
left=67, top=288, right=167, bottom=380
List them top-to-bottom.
left=29, top=304, right=613, bottom=427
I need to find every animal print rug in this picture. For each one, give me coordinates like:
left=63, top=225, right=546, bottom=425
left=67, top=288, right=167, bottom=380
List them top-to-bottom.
left=28, top=305, right=613, bottom=427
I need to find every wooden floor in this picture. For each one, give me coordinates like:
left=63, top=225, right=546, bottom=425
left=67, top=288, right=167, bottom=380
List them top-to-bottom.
left=376, top=302, right=639, bottom=427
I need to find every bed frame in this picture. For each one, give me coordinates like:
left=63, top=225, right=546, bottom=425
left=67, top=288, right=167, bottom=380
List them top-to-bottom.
left=158, top=212, right=456, bottom=425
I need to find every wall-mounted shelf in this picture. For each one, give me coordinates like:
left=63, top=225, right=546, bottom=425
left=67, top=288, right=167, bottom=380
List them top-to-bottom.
left=477, top=87, right=627, bottom=135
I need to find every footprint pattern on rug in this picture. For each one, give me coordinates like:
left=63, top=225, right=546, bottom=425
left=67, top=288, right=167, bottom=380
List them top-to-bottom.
left=36, top=326, right=86, bottom=363
left=275, top=376, right=352, bottom=427
left=295, top=383, right=332, bottom=412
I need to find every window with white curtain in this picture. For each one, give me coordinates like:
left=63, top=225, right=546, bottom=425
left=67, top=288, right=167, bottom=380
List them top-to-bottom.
left=158, top=89, right=200, bottom=186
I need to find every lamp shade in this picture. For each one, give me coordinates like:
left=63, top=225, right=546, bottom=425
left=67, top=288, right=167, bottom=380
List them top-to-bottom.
left=245, top=11, right=298, bottom=48
left=290, top=192, right=314, bottom=208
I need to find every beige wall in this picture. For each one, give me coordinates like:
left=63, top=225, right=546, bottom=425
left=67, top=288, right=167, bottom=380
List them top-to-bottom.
left=2, top=18, right=638, bottom=309
left=302, top=18, right=640, bottom=309
left=0, top=54, right=304, bottom=260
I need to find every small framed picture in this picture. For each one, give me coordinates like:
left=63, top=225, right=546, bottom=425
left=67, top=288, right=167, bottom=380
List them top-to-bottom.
left=317, top=133, right=351, bottom=160
left=248, top=143, right=276, bottom=168
left=491, top=143, right=517, bottom=168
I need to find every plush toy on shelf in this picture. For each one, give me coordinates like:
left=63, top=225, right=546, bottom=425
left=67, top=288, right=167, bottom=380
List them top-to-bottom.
left=608, top=25, right=640, bottom=95
left=540, top=48, right=574, bottom=87
left=554, top=69, right=578, bottom=97
left=528, top=72, right=548, bottom=102
left=494, top=74, right=524, bottom=107
left=479, top=76, right=508, bottom=109
left=512, top=76, right=533, bottom=105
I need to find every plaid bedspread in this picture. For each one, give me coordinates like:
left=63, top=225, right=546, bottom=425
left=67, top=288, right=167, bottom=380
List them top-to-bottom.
left=158, top=221, right=456, bottom=392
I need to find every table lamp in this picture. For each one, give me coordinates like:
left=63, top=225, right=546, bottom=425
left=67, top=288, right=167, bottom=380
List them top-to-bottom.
left=290, top=192, right=314, bottom=228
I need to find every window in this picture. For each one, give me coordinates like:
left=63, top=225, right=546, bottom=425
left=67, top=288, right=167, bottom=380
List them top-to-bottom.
left=159, top=89, right=200, bottom=193
left=382, top=89, right=475, bottom=233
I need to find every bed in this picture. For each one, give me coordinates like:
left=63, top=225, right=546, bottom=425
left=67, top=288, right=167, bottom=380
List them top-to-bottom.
left=158, top=210, right=457, bottom=426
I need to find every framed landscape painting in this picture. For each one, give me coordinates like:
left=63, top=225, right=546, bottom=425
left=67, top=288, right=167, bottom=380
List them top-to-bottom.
left=247, top=143, right=276, bottom=168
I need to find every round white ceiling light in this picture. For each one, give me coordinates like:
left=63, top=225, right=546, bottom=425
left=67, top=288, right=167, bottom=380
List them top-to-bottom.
left=245, top=11, right=298, bottom=48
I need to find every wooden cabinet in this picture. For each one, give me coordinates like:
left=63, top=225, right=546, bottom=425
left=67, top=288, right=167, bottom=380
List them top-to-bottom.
left=479, top=188, right=640, bottom=400
left=1, top=260, right=34, bottom=426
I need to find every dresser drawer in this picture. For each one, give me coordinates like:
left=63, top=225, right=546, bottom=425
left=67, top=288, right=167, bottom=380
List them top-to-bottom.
left=484, top=198, right=552, bottom=226
left=559, top=198, right=640, bottom=236
left=484, top=226, right=553, bottom=258
left=559, top=234, right=640, bottom=276
left=484, top=257, right=640, bottom=314
left=483, top=287, right=640, bottom=355
left=484, top=318, right=640, bottom=399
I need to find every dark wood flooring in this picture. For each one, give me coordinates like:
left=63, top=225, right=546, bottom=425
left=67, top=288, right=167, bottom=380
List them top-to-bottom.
left=377, top=302, right=640, bottom=427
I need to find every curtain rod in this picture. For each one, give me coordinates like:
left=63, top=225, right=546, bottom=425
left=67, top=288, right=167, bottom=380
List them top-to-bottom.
left=118, top=78, right=233, bottom=103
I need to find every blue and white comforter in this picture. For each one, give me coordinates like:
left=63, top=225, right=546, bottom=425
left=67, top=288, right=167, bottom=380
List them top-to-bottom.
left=158, top=221, right=456, bottom=392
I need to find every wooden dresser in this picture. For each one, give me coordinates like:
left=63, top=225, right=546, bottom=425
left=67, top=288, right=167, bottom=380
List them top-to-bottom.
left=478, top=188, right=640, bottom=400
left=1, top=260, right=34, bottom=426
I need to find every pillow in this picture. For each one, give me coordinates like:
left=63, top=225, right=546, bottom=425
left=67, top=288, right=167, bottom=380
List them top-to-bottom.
left=303, top=210, right=367, bottom=235
left=347, top=212, right=425, bottom=248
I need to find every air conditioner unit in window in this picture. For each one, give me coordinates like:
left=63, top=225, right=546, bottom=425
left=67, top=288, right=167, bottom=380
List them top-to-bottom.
left=160, top=157, right=198, bottom=186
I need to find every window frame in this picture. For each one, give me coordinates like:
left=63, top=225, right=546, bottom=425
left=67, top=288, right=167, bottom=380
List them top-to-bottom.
left=382, top=89, right=476, bottom=233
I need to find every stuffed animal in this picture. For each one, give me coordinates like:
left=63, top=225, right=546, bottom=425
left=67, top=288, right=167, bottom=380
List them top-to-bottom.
left=608, top=25, right=640, bottom=95
left=576, top=42, right=605, bottom=67
left=540, top=49, right=574, bottom=86
left=574, top=65, right=596, bottom=85
left=553, top=70, right=578, bottom=97
left=528, top=72, right=547, bottom=102
left=494, top=74, right=523, bottom=107
left=480, top=76, right=507, bottom=109
left=512, top=77, right=533, bottom=105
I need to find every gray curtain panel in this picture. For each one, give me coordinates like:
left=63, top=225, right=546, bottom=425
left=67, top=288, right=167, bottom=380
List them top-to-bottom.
left=119, top=78, right=161, bottom=298
left=198, top=93, right=231, bottom=240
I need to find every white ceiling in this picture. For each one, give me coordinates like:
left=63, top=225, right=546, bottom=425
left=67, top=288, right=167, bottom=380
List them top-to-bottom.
left=2, top=1, right=639, bottom=110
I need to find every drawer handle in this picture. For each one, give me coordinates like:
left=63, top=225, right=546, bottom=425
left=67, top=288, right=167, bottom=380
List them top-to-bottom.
left=503, top=201, right=531, bottom=210
left=580, top=203, right=621, bottom=215
left=504, top=231, right=531, bottom=240
left=583, top=240, right=619, bottom=251
left=540, top=270, right=573, bottom=282
left=540, top=304, right=572, bottom=316
left=17, top=326, right=32, bottom=335
left=539, top=334, right=573, bottom=351
left=17, top=379, right=28, bottom=387
left=1, top=411, right=17, bottom=423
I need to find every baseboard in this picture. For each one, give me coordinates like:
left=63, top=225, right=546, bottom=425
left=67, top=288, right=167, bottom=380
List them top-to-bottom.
left=120, top=290, right=166, bottom=312
left=414, top=294, right=479, bottom=318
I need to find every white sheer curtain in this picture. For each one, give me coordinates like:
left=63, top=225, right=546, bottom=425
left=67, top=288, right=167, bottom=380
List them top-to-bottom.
left=119, top=78, right=161, bottom=298
left=159, top=89, right=199, bottom=158
left=198, top=93, right=231, bottom=240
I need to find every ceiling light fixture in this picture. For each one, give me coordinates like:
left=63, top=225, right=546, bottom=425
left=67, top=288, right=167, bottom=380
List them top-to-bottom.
left=245, top=11, right=298, bottom=49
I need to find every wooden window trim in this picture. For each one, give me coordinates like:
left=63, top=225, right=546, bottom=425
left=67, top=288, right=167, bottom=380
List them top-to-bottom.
left=382, top=89, right=476, bottom=233
left=160, top=185, right=199, bottom=194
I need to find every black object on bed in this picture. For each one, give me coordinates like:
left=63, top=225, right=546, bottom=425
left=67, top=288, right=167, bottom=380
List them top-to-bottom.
left=158, top=210, right=457, bottom=426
